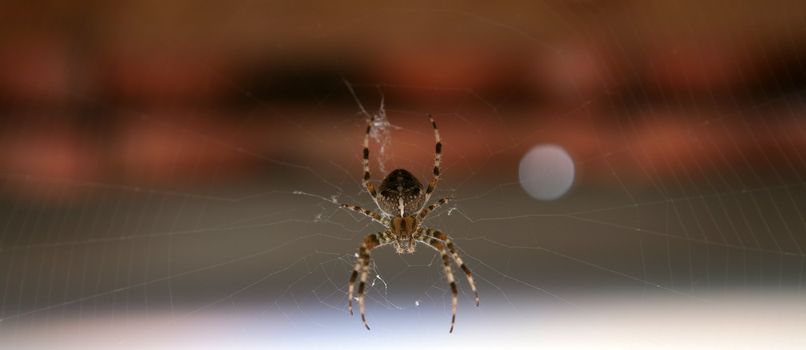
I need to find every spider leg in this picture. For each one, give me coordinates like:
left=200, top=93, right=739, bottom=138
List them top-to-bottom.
left=423, top=115, right=442, bottom=203
left=362, top=116, right=379, bottom=198
left=417, top=197, right=451, bottom=220
left=339, top=204, right=386, bottom=225
left=423, top=228, right=479, bottom=307
left=417, top=230, right=459, bottom=333
left=347, top=232, right=388, bottom=330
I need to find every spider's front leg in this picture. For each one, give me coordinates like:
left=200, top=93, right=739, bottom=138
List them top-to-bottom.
left=418, top=228, right=479, bottom=333
left=425, top=229, right=479, bottom=306
left=347, top=232, right=389, bottom=330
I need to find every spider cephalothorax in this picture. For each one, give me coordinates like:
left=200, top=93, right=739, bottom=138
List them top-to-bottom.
left=337, top=115, right=479, bottom=333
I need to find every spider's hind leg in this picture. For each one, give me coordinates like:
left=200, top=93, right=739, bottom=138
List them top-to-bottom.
left=423, top=115, right=442, bottom=203
left=362, top=116, right=379, bottom=199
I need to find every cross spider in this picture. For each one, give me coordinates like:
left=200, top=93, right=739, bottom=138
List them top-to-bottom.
left=340, top=115, right=479, bottom=333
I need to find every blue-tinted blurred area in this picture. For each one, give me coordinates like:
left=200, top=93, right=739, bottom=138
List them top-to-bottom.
left=1, top=1, right=806, bottom=348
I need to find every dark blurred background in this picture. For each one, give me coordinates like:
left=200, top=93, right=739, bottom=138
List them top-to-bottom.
left=1, top=1, right=806, bottom=348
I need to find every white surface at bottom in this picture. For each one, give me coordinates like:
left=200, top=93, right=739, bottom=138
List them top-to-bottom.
left=2, top=292, right=804, bottom=350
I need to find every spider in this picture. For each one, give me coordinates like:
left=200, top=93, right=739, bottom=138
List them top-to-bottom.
left=340, top=114, right=479, bottom=333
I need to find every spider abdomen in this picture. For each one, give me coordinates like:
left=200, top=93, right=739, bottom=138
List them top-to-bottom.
left=378, top=169, right=425, bottom=216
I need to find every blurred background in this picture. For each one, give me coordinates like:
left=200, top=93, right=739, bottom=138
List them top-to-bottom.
left=1, top=0, right=806, bottom=348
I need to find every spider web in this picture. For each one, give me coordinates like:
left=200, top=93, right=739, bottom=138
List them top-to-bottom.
left=2, top=2, right=806, bottom=349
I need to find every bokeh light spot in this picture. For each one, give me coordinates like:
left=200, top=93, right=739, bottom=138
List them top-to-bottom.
left=518, top=144, right=575, bottom=200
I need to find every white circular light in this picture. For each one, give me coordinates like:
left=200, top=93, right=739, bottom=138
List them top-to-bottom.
left=518, top=144, right=575, bottom=200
